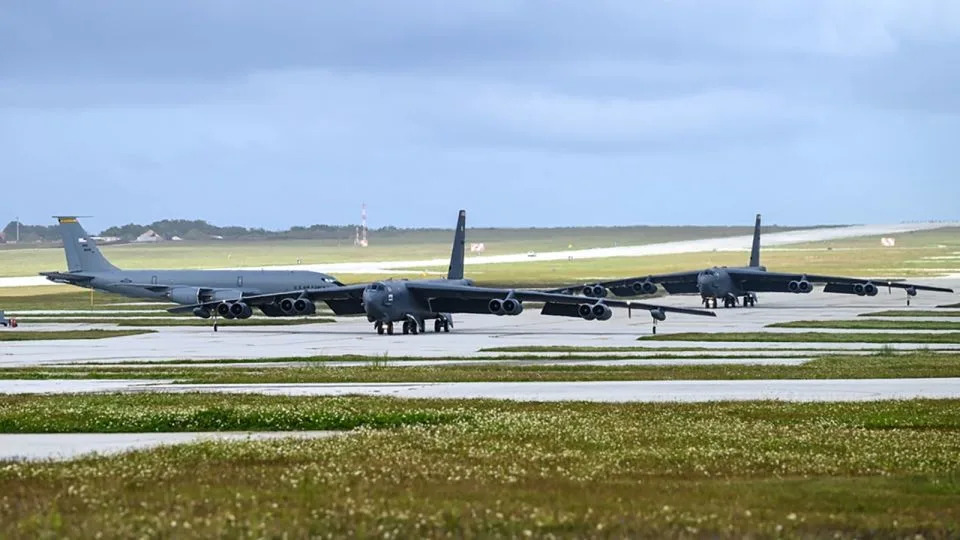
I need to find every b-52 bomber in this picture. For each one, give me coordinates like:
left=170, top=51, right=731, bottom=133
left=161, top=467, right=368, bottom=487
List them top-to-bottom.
left=171, top=210, right=716, bottom=333
left=555, top=214, right=953, bottom=308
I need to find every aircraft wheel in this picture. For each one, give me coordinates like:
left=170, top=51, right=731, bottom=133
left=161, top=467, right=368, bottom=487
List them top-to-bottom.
left=434, top=319, right=442, bottom=333
left=402, top=321, right=410, bottom=335
left=410, top=321, right=419, bottom=335
left=443, top=321, right=450, bottom=333
left=376, top=322, right=384, bottom=335
left=387, top=322, right=394, bottom=335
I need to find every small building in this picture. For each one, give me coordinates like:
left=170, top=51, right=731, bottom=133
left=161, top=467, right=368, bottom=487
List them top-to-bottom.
left=135, top=230, right=164, bottom=243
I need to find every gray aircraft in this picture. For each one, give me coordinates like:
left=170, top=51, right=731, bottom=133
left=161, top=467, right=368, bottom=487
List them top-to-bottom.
left=171, top=210, right=716, bottom=334
left=555, top=214, right=953, bottom=308
left=41, top=217, right=347, bottom=325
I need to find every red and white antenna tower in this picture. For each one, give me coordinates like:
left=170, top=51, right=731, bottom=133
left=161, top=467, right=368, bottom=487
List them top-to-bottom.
left=355, top=203, right=369, bottom=247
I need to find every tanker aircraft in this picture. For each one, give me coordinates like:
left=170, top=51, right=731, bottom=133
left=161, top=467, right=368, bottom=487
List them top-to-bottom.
left=171, top=210, right=716, bottom=334
left=554, top=214, right=953, bottom=308
left=41, top=217, right=346, bottom=325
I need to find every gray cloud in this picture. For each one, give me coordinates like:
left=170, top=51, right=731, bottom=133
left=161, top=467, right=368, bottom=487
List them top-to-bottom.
left=1, top=1, right=957, bottom=229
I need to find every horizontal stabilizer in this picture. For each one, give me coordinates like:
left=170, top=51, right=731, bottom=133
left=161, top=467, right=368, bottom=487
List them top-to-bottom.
left=39, top=272, right=95, bottom=284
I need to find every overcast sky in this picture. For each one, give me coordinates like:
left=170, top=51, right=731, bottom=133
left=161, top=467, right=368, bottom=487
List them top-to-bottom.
left=2, top=1, right=958, bottom=231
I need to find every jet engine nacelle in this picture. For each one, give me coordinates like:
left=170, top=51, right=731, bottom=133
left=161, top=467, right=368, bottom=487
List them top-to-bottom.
left=631, top=280, right=657, bottom=295
left=788, top=280, right=813, bottom=293
left=853, top=282, right=879, bottom=297
left=581, top=285, right=608, bottom=298
left=167, top=287, right=202, bottom=305
left=279, top=297, right=316, bottom=315
left=488, top=298, right=505, bottom=315
left=502, top=298, right=523, bottom=315
left=216, top=302, right=235, bottom=319
left=229, top=302, right=253, bottom=319
left=577, top=303, right=595, bottom=320
left=591, top=303, right=613, bottom=321
left=192, top=307, right=211, bottom=319
left=650, top=308, right=666, bottom=322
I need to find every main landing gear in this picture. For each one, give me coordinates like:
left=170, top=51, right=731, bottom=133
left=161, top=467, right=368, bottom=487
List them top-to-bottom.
left=704, top=295, right=757, bottom=309
left=434, top=318, right=451, bottom=333
left=401, top=320, right=421, bottom=335
left=374, top=322, right=395, bottom=335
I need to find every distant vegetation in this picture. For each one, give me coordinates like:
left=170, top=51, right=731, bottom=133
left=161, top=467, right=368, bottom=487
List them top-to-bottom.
left=2, top=217, right=809, bottom=245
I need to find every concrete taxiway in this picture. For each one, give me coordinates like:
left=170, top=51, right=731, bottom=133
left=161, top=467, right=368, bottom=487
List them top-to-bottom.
left=1, top=281, right=957, bottom=367
left=2, top=378, right=958, bottom=403
left=0, top=431, right=341, bottom=461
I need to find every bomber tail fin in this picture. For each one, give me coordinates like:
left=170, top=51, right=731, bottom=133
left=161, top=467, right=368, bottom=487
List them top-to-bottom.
left=446, top=210, right=466, bottom=280
left=749, top=213, right=762, bottom=268
left=54, top=216, right=119, bottom=273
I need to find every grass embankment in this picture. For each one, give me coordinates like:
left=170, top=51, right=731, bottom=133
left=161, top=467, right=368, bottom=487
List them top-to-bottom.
left=862, top=310, right=960, bottom=318
left=769, top=319, right=960, bottom=330
left=0, top=330, right=153, bottom=341
left=641, top=331, right=960, bottom=344
left=3, top=351, right=959, bottom=382
left=0, top=396, right=958, bottom=537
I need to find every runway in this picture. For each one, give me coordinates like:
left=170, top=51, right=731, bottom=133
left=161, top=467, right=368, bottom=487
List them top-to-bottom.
left=2, top=221, right=955, bottom=288
left=2, top=280, right=957, bottom=367
left=2, top=378, right=958, bottom=403
left=0, top=431, right=342, bottom=461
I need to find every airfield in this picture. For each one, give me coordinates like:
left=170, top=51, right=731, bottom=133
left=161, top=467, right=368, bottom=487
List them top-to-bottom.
left=2, top=222, right=959, bottom=537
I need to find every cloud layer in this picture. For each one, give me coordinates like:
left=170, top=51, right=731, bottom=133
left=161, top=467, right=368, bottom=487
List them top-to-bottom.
left=2, top=1, right=958, bottom=230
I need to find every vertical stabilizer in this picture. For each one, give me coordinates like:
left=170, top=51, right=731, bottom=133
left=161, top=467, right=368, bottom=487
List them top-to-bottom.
left=447, top=210, right=466, bottom=280
left=749, top=213, right=762, bottom=268
left=55, top=217, right=119, bottom=273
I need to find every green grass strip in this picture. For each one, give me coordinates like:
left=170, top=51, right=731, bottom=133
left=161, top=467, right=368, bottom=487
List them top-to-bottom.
left=862, top=310, right=960, bottom=318
left=769, top=319, right=960, bottom=330
left=0, top=329, right=153, bottom=341
left=640, top=331, right=960, bottom=344
left=2, top=352, right=958, bottom=383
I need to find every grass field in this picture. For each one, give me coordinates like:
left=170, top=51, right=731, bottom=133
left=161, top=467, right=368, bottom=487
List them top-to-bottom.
left=0, top=224, right=806, bottom=278
left=862, top=310, right=960, bottom=318
left=769, top=319, right=960, bottom=330
left=0, top=330, right=153, bottom=341
left=641, top=331, right=960, bottom=344
left=2, top=351, right=958, bottom=382
left=0, top=395, right=957, bottom=537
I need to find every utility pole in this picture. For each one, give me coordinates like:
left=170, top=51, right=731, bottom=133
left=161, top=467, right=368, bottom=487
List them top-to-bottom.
left=15, top=216, right=19, bottom=243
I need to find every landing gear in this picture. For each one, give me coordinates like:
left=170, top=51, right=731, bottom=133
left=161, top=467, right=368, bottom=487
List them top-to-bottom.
left=743, top=295, right=756, bottom=307
left=702, top=297, right=719, bottom=309
left=434, top=318, right=451, bottom=333
left=402, top=320, right=419, bottom=335
left=375, top=321, right=384, bottom=335
left=387, top=322, right=394, bottom=335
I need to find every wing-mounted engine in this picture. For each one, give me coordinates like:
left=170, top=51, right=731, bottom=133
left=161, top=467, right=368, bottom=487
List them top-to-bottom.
left=630, top=279, right=658, bottom=295
left=787, top=279, right=813, bottom=294
left=824, top=282, right=879, bottom=296
left=581, top=284, right=608, bottom=298
left=488, top=296, right=523, bottom=316
left=279, top=297, right=316, bottom=315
